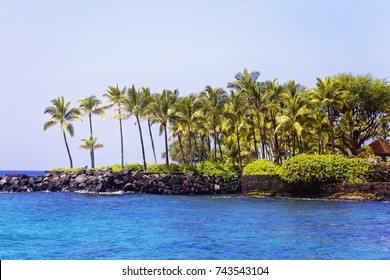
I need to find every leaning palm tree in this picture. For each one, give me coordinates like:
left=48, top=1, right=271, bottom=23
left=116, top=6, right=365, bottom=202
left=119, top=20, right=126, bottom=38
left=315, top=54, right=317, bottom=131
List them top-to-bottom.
left=103, top=84, right=127, bottom=168
left=124, top=85, right=152, bottom=171
left=150, top=89, right=179, bottom=167
left=78, top=95, right=105, bottom=168
left=43, top=96, right=81, bottom=168
left=80, top=135, right=104, bottom=168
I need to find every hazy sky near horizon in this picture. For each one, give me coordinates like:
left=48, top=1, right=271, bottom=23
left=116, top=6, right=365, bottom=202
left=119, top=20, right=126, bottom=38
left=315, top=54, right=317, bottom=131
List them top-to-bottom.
left=1, top=0, right=389, bottom=170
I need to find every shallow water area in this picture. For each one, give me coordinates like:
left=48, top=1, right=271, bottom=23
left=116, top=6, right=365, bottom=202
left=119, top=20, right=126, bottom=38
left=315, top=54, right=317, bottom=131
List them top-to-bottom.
left=0, top=192, right=389, bottom=259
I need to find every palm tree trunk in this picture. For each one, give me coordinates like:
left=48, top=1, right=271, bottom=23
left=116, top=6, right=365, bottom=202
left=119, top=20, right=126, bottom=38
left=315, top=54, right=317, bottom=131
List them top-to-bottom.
left=327, top=106, right=336, bottom=154
left=119, top=109, right=124, bottom=169
left=89, top=114, right=95, bottom=168
left=136, top=115, right=147, bottom=171
left=213, top=118, right=217, bottom=161
left=148, top=120, right=157, bottom=164
left=252, top=123, right=259, bottom=158
left=164, top=124, right=169, bottom=167
left=188, top=126, right=192, bottom=165
left=236, top=126, right=242, bottom=171
left=292, top=131, right=296, bottom=157
left=63, top=132, right=73, bottom=168
left=193, top=133, right=200, bottom=163
left=218, top=133, right=223, bottom=161
left=178, top=134, right=184, bottom=163
left=201, top=135, right=206, bottom=162
left=90, top=147, right=95, bottom=169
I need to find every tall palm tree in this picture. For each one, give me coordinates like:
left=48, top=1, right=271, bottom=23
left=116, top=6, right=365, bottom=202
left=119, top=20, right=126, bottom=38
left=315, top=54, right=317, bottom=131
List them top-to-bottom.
left=227, top=68, right=260, bottom=92
left=311, top=77, right=346, bottom=154
left=263, top=79, right=285, bottom=164
left=103, top=84, right=126, bottom=168
left=124, top=85, right=152, bottom=171
left=199, top=86, right=227, bottom=161
left=141, top=87, right=158, bottom=164
left=275, top=88, right=310, bottom=156
left=150, top=89, right=179, bottom=167
left=224, top=90, right=246, bottom=170
left=174, top=94, right=203, bottom=165
left=78, top=95, right=105, bottom=168
left=44, top=96, right=81, bottom=168
left=80, top=135, right=104, bottom=168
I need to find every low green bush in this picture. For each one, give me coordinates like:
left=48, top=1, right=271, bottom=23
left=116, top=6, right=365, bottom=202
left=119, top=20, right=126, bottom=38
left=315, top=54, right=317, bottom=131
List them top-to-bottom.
left=279, top=154, right=370, bottom=184
left=242, top=159, right=280, bottom=175
left=196, top=160, right=237, bottom=180
left=50, top=168, right=82, bottom=172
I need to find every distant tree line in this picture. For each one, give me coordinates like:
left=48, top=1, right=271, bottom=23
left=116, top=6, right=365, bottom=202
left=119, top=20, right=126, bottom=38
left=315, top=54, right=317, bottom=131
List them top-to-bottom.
left=43, top=70, right=390, bottom=170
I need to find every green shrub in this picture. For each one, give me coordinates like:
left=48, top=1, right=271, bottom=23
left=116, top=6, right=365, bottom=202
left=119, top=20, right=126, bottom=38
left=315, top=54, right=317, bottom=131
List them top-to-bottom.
left=279, top=154, right=370, bottom=184
left=242, top=159, right=280, bottom=175
left=196, top=160, right=237, bottom=180
left=124, top=164, right=143, bottom=172
left=50, top=168, right=82, bottom=172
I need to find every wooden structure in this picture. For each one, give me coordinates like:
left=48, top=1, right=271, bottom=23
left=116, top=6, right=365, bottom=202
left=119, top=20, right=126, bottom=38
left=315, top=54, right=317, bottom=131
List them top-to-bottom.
left=369, top=139, right=390, bottom=161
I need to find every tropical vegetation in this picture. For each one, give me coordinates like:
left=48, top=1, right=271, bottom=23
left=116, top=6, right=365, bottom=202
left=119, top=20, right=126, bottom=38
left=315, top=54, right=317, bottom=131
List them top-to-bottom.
left=44, top=70, right=390, bottom=173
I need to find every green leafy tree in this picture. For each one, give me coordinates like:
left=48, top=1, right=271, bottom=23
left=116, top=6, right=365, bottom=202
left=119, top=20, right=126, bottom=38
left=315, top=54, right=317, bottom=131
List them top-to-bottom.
left=334, top=74, right=390, bottom=155
left=43, top=96, right=81, bottom=168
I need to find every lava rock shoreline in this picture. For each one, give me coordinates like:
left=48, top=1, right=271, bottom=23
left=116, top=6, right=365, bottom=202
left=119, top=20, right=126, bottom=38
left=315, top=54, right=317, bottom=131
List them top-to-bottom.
left=0, top=170, right=241, bottom=195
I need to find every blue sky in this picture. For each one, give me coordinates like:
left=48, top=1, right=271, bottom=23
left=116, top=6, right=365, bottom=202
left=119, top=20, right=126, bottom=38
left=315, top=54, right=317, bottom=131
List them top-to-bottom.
left=1, top=0, right=389, bottom=170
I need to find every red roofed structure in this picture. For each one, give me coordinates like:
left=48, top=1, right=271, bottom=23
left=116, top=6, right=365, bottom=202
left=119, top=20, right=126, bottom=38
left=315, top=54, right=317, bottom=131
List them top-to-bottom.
left=369, top=139, right=390, bottom=161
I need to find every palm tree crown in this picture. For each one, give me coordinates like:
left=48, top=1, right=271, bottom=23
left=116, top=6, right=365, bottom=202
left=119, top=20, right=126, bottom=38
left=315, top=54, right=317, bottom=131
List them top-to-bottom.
left=44, top=96, right=81, bottom=168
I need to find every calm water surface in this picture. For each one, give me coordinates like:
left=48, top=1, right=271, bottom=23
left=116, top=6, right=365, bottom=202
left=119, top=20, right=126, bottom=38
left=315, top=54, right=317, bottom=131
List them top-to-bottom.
left=0, top=193, right=389, bottom=260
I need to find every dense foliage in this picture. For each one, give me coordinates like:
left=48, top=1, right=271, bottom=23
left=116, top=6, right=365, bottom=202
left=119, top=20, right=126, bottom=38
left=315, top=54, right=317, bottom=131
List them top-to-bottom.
left=44, top=70, right=390, bottom=169
left=279, top=154, right=370, bottom=184
left=242, top=159, right=280, bottom=175
left=196, top=160, right=237, bottom=180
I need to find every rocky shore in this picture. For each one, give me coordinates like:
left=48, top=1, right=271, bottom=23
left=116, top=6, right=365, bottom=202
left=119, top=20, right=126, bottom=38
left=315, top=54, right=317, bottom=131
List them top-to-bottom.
left=1, top=167, right=390, bottom=201
left=0, top=170, right=240, bottom=195
left=242, top=174, right=390, bottom=201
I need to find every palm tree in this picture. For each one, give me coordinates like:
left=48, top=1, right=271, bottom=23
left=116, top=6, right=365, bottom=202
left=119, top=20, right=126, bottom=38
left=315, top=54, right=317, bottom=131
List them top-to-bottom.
left=227, top=68, right=261, bottom=92
left=311, top=77, right=346, bottom=154
left=263, top=79, right=285, bottom=164
left=103, top=84, right=126, bottom=168
left=124, top=85, right=152, bottom=171
left=199, top=86, right=227, bottom=161
left=141, top=87, right=158, bottom=164
left=275, top=87, right=310, bottom=156
left=150, top=89, right=179, bottom=167
left=224, top=90, right=246, bottom=170
left=78, top=95, right=105, bottom=168
left=174, top=95, right=203, bottom=165
left=44, top=96, right=81, bottom=168
left=80, top=135, right=104, bottom=168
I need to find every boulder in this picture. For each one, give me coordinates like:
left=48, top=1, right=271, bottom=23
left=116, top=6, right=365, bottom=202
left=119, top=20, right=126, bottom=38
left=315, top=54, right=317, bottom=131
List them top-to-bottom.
left=75, top=174, right=87, bottom=184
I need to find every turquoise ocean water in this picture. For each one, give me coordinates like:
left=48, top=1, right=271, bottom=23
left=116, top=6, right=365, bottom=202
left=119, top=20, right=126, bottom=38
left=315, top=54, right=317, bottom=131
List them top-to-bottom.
left=1, top=170, right=389, bottom=259
left=0, top=191, right=389, bottom=259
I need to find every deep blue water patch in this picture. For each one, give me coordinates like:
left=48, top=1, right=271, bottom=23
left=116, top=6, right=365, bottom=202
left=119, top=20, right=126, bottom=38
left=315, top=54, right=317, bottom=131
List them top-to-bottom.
left=0, top=193, right=389, bottom=259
